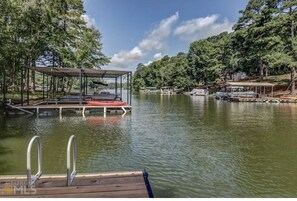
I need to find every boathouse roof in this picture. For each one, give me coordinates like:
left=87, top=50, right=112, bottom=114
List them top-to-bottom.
left=28, top=67, right=131, bottom=78
left=226, top=82, right=275, bottom=87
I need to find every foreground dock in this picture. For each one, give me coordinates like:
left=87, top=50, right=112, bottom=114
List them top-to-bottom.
left=0, top=135, right=153, bottom=198
left=0, top=171, right=153, bottom=198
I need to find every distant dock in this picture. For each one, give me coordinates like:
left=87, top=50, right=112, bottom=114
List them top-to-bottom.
left=229, top=97, right=297, bottom=103
left=5, top=104, right=132, bottom=117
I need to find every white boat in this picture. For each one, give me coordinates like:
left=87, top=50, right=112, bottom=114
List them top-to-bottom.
left=185, top=88, right=209, bottom=96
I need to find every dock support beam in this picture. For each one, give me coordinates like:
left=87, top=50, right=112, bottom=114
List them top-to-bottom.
left=79, top=69, right=83, bottom=106
left=129, top=72, right=132, bottom=106
left=42, top=73, right=45, bottom=101
left=126, top=74, right=129, bottom=105
left=46, top=75, right=49, bottom=99
left=85, top=76, right=88, bottom=96
left=120, top=76, right=123, bottom=101
left=115, top=77, right=118, bottom=96
left=59, top=107, right=62, bottom=118
left=82, top=107, right=86, bottom=118
left=104, top=107, right=106, bottom=118
left=121, top=107, right=127, bottom=117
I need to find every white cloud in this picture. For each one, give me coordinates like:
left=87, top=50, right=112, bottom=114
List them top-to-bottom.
left=109, top=12, right=179, bottom=68
left=139, top=12, right=179, bottom=51
left=82, top=14, right=96, bottom=28
left=174, top=14, right=233, bottom=42
left=110, top=47, right=145, bottom=67
left=154, top=53, right=163, bottom=60
left=144, top=60, right=153, bottom=66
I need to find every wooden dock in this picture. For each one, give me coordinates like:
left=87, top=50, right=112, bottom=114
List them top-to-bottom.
left=228, top=97, right=297, bottom=103
left=5, top=104, right=132, bottom=116
left=0, top=135, right=152, bottom=198
left=0, top=170, right=153, bottom=198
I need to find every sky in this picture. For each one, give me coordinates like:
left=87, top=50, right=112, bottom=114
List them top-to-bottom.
left=83, top=0, right=249, bottom=72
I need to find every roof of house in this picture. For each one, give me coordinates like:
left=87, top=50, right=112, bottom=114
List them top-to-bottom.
left=226, top=81, right=275, bottom=87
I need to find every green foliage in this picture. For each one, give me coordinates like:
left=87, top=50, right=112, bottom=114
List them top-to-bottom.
left=0, top=0, right=109, bottom=92
left=133, top=0, right=297, bottom=92
left=132, top=53, right=195, bottom=91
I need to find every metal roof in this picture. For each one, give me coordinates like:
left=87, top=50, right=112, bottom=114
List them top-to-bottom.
left=28, top=67, right=131, bottom=78
left=226, top=82, right=275, bottom=87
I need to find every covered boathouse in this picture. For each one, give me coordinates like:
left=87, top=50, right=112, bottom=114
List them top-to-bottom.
left=1, top=66, right=133, bottom=116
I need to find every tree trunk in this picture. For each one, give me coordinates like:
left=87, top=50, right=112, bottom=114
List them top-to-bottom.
left=290, top=4, right=296, bottom=96
left=24, top=57, right=30, bottom=90
left=259, top=58, right=264, bottom=81
left=11, top=59, right=16, bottom=92
left=31, top=60, right=36, bottom=93
left=264, top=64, right=268, bottom=79
left=291, top=67, right=296, bottom=96
left=53, top=76, right=56, bottom=97
left=49, top=77, right=52, bottom=92
left=61, top=77, right=65, bottom=93
left=67, top=78, right=73, bottom=94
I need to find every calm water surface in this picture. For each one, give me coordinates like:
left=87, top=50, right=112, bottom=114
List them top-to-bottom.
left=1, top=94, right=297, bottom=197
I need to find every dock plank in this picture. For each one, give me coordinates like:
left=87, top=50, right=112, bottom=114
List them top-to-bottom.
left=0, top=171, right=153, bottom=198
left=17, top=189, right=149, bottom=198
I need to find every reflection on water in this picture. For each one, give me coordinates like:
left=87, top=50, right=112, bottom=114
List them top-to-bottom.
left=1, top=95, right=297, bottom=197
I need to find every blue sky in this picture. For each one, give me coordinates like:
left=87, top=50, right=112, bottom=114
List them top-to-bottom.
left=83, top=0, right=249, bottom=72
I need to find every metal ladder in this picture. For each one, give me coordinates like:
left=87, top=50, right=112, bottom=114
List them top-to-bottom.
left=26, top=135, right=77, bottom=187
left=67, top=135, right=77, bottom=186
left=27, top=136, right=42, bottom=188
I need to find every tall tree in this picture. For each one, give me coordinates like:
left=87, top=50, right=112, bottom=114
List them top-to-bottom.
left=0, top=0, right=109, bottom=94
left=233, top=0, right=280, bottom=79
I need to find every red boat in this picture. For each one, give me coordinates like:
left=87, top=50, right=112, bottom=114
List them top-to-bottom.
left=87, top=101, right=127, bottom=106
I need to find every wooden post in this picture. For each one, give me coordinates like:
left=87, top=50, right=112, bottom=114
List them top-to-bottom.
left=2, top=65, right=6, bottom=111
left=21, top=66, right=24, bottom=106
left=27, top=68, right=30, bottom=106
left=79, top=69, right=83, bottom=105
left=129, top=72, right=132, bottom=105
left=42, top=73, right=45, bottom=101
left=126, top=73, right=129, bottom=105
left=46, top=75, right=49, bottom=99
left=52, top=76, right=55, bottom=98
left=85, top=76, right=89, bottom=95
left=120, top=76, right=123, bottom=101
left=115, top=77, right=118, bottom=96
left=272, top=86, right=274, bottom=97
left=59, top=107, right=62, bottom=118
left=104, top=107, right=106, bottom=118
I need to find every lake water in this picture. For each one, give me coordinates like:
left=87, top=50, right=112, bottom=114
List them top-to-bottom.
left=1, top=94, right=297, bottom=197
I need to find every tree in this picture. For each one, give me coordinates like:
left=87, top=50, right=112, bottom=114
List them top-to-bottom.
left=0, top=0, right=109, bottom=94
left=233, top=0, right=281, bottom=79
left=188, top=32, right=234, bottom=85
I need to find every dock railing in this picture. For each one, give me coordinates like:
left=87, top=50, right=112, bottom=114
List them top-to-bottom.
left=67, top=135, right=77, bottom=186
left=27, top=136, right=42, bottom=188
